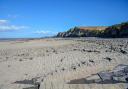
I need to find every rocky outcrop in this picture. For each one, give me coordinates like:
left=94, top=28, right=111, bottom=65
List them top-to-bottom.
left=57, top=22, right=128, bottom=38
left=101, top=22, right=128, bottom=38
left=57, top=26, right=107, bottom=37
left=68, top=64, right=128, bottom=84
left=98, top=64, right=128, bottom=83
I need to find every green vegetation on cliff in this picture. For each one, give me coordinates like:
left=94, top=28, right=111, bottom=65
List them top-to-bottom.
left=57, top=22, right=128, bottom=38
left=101, top=22, right=128, bottom=37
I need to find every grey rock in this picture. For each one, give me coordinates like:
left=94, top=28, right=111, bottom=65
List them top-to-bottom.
left=98, top=71, right=113, bottom=81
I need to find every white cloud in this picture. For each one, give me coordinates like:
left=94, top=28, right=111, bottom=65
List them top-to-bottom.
left=7, top=14, right=19, bottom=18
left=0, top=19, right=29, bottom=32
left=0, top=20, right=8, bottom=25
left=0, top=25, right=29, bottom=32
left=34, top=30, right=57, bottom=35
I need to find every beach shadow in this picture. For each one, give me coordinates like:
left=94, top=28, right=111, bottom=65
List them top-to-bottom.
left=68, top=76, right=127, bottom=84
left=14, top=78, right=40, bottom=89
left=14, top=79, right=34, bottom=85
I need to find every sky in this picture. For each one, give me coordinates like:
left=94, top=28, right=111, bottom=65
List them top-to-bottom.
left=0, top=0, right=128, bottom=38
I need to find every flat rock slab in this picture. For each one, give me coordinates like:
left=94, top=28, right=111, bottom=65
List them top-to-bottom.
left=98, top=72, right=113, bottom=81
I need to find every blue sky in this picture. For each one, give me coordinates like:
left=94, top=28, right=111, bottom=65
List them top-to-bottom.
left=0, top=0, right=128, bottom=38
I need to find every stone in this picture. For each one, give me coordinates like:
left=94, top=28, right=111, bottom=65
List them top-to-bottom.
left=98, top=71, right=113, bottom=81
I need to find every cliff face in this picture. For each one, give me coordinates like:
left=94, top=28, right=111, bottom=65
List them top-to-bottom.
left=57, top=22, right=128, bottom=38
left=101, top=22, right=128, bottom=38
left=57, top=26, right=107, bottom=37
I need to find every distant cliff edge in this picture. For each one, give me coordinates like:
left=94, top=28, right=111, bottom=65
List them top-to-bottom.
left=57, top=22, right=128, bottom=38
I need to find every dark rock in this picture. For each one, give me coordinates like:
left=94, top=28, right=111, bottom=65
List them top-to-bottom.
left=73, top=49, right=78, bottom=51
left=82, top=49, right=86, bottom=52
left=120, top=49, right=127, bottom=54
left=46, top=50, right=49, bottom=52
left=83, top=50, right=100, bottom=53
left=86, top=50, right=92, bottom=52
left=29, top=57, right=33, bottom=60
left=104, top=57, right=113, bottom=62
left=60, top=58, right=63, bottom=62
left=19, top=59, right=23, bottom=61
left=89, top=60, right=94, bottom=63
left=81, top=61, right=86, bottom=65
left=68, top=64, right=128, bottom=84
left=78, top=64, right=81, bottom=67
left=98, top=64, right=128, bottom=82
left=113, top=64, right=128, bottom=77
left=8, top=65, right=11, bottom=67
left=71, top=66, right=76, bottom=70
left=62, top=68, right=65, bottom=71
left=55, top=70, right=57, bottom=72
left=98, top=71, right=113, bottom=81
left=50, top=72, right=53, bottom=75
left=125, top=77, right=128, bottom=82
left=41, top=79, right=44, bottom=82
left=37, top=83, right=40, bottom=89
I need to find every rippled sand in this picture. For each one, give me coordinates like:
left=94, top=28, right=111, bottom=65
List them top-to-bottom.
left=0, top=38, right=128, bottom=89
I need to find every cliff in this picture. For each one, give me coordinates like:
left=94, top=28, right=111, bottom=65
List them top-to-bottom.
left=57, top=22, right=128, bottom=38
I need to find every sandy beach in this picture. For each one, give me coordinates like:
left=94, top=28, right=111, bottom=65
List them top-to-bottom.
left=0, top=38, right=128, bottom=89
